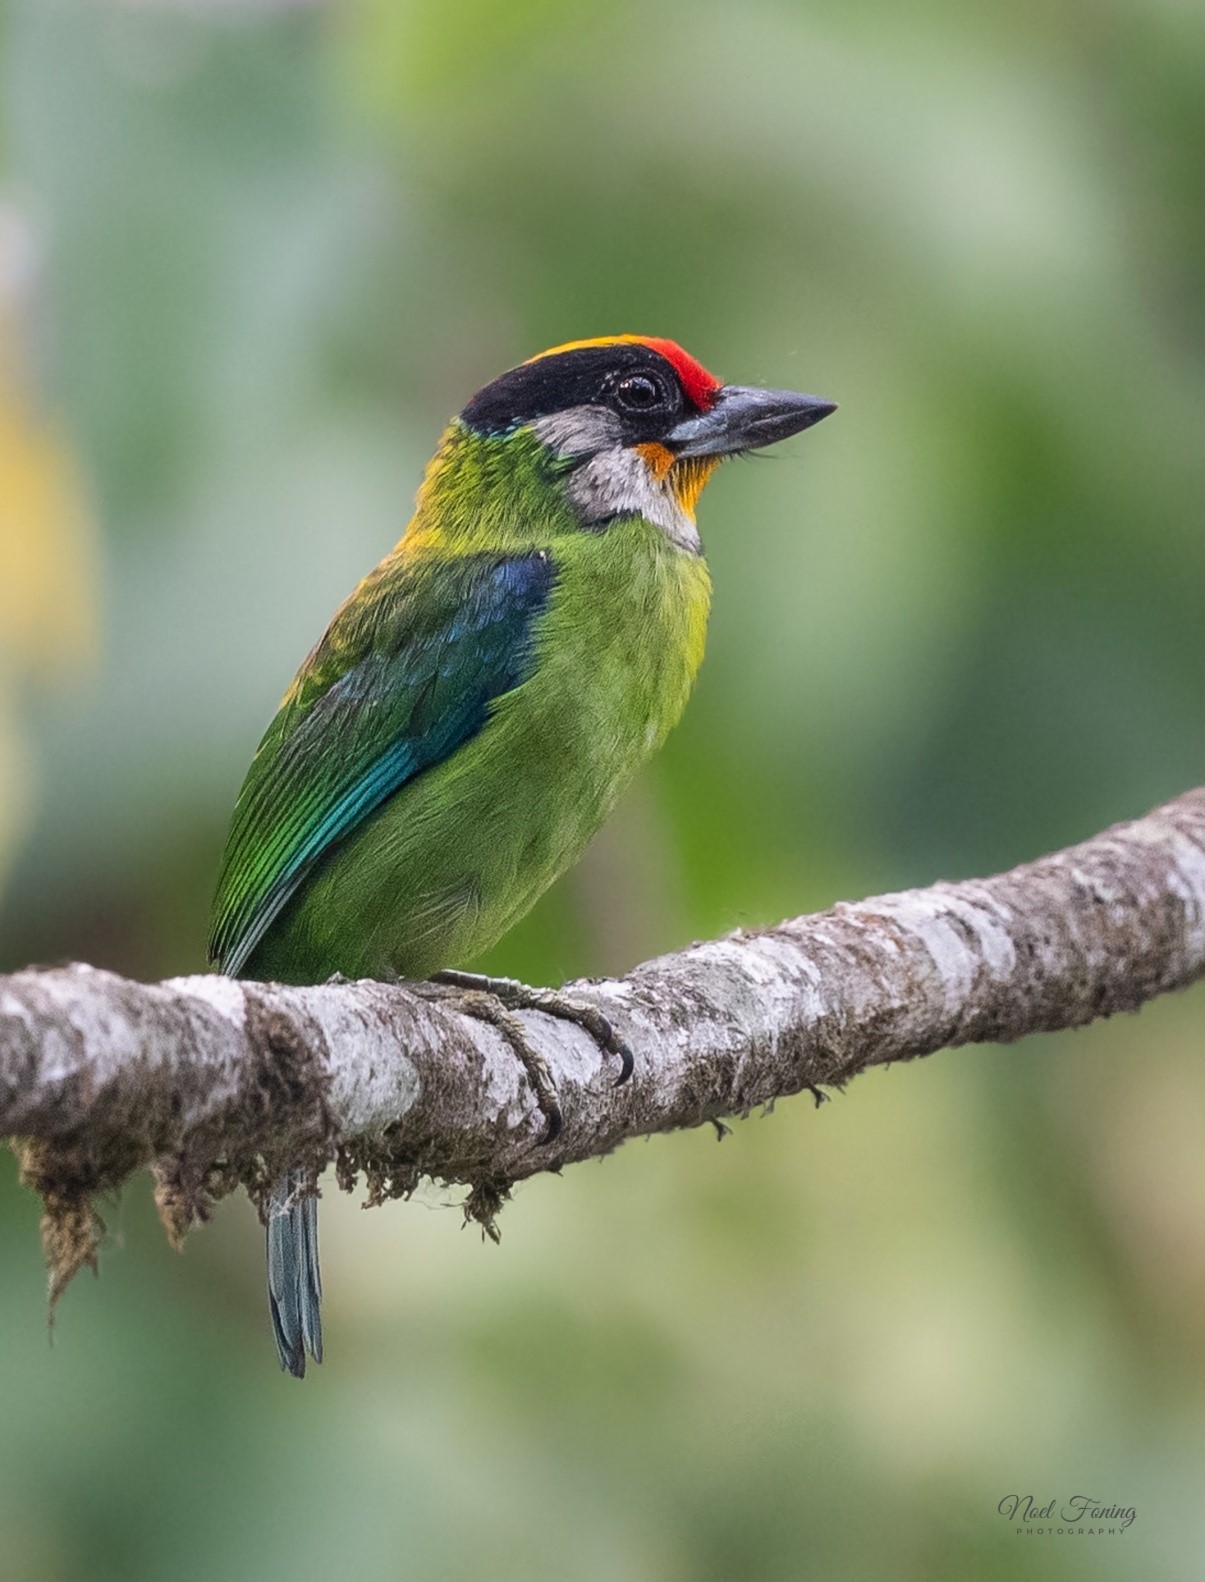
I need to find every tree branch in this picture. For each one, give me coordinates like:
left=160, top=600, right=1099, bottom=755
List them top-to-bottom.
left=4, top=787, right=1205, bottom=1295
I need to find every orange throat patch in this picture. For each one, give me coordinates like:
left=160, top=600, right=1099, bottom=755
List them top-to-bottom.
left=633, top=441, right=675, bottom=480
left=634, top=444, right=721, bottom=517
left=671, top=456, right=721, bottom=515
left=633, top=458, right=716, bottom=521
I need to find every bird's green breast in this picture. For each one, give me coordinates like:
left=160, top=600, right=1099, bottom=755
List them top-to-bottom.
left=248, top=513, right=710, bottom=983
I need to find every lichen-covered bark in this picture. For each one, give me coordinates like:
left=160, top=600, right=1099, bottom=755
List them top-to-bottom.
left=4, top=787, right=1205, bottom=1293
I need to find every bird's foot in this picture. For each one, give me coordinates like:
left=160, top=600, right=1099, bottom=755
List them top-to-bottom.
left=431, top=970, right=634, bottom=1086
left=426, top=971, right=635, bottom=1145
left=425, top=982, right=563, bottom=1144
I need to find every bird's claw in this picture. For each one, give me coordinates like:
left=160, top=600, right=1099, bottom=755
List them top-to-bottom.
left=528, top=993, right=633, bottom=1087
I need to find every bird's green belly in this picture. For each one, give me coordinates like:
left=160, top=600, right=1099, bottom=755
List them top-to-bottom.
left=249, top=532, right=709, bottom=984
left=254, top=683, right=669, bottom=982
left=276, top=722, right=630, bottom=980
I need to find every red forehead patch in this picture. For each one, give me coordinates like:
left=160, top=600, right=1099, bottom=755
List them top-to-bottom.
left=637, top=338, right=722, bottom=410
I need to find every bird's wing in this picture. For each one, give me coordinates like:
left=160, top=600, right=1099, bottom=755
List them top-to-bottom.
left=208, top=550, right=555, bottom=976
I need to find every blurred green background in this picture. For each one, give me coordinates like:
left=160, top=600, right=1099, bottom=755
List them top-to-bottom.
left=1, top=0, right=1204, bottom=1577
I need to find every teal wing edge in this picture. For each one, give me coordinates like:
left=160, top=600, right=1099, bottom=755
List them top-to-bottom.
left=208, top=550, right=555, bottom=977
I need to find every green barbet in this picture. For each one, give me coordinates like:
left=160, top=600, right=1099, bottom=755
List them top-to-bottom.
left=209, top=335, right=835, bottom=1375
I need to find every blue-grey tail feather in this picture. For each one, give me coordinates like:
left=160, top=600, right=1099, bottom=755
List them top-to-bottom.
left=267, top=1171, right=323, bottom=1378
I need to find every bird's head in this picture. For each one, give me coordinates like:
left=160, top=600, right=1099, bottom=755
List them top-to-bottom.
left=453, top=335, right=836, bottom=552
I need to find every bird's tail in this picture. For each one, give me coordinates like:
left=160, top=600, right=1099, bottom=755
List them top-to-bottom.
left=267, top=1171, right=323, bottom=1378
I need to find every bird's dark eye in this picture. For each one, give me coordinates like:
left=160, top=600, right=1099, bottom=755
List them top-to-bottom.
left=613, top=374, right=665, bottom=412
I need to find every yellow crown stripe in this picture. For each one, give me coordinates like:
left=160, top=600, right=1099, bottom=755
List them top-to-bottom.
left=524, top=335, right=655, bottom=364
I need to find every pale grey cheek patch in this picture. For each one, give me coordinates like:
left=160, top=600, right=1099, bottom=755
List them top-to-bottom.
left=533, top=406, right=624, bottom=458
left=566, top=446, right=702, bottom=553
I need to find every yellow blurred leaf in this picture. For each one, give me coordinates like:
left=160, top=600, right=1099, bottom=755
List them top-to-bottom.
left=0, top=309, right=99, bottom=890
left=0, top=371, right=96, bottom=676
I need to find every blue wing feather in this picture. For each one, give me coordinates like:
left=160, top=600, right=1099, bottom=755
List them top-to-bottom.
left=209, top=550, right=555, bottom=976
